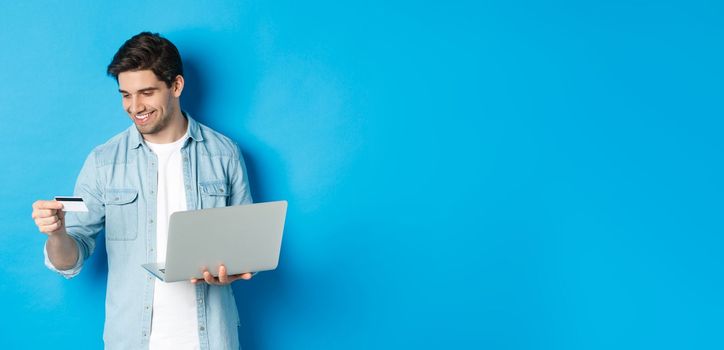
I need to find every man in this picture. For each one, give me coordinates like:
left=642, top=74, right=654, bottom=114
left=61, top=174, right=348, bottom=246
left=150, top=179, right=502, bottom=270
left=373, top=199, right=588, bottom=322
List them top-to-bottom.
left=31, top=32, right=253, bottom=349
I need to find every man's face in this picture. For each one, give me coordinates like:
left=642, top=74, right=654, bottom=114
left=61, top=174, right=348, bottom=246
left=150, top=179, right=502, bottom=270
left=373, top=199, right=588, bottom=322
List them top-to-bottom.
left=117, top=70, right=182, bottom=136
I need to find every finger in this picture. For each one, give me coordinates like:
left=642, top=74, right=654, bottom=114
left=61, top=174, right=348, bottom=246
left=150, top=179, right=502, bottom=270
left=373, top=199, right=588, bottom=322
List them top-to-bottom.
left=33, top=200, right=53, bottom=210
left=35, top=200, right=63, bottom=210
left=34, top=208, right=58, bottom=219
left=33, top=209, right=54, bottom=219
left=36, top=215, right=62, bottom=226
left=37, top=215, right=62, bottom=229
left=47, top=215, right=63, bottom=227
left=39, top=220, right=63, bottom=234
left=218, top=265, right=228, bottom=284
left=203, top=270, right=216, bottom=285
left=225, top=273, right=251, bottom=283
left=225, top=274, right=239, bottom=283
left=190, top=278, right=198, bottom=284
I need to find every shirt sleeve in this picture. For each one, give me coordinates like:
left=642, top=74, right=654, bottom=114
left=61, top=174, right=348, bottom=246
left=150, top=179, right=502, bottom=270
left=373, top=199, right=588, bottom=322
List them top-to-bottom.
left=228, top=143, right=253, bottom=206
left=229, top=143, right=257, bottom=277
left=43, top=150, right=105, bottom=278
left=43, top=239, right=84, bottom=279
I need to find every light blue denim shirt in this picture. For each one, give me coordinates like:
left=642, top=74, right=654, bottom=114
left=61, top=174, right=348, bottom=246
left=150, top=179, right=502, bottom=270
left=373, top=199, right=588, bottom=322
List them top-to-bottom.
left=44, top=114, right=252, bottom=349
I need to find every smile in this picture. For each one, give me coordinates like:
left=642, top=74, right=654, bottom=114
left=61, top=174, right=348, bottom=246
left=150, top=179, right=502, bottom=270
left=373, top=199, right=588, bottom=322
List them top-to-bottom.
left=135, top=111, right=154, bottom=121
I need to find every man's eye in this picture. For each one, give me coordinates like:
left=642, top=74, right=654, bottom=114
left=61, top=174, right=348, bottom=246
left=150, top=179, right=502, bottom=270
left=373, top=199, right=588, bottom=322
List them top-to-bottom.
left=142, top=92, right=153, bottom=96
left=122, top=95, right=130, bottom=99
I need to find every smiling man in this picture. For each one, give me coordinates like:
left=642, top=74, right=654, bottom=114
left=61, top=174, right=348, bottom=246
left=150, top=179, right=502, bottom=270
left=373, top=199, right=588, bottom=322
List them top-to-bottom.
left=31, top=32, right=253, bottom=349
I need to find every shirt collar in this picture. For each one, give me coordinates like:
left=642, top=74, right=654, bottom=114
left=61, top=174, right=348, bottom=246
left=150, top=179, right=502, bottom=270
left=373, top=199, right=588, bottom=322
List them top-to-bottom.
left=129, top=111, right=204, bottom=149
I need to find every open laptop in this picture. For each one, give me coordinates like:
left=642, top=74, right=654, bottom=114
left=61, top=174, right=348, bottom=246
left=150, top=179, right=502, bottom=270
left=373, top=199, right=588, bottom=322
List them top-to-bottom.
left=142, top=200, right=287, bottom=282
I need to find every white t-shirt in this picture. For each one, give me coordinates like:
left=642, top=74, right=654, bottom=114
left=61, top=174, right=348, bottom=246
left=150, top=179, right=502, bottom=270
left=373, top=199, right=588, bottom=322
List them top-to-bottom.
left=147, top=135, right=200, bottom=350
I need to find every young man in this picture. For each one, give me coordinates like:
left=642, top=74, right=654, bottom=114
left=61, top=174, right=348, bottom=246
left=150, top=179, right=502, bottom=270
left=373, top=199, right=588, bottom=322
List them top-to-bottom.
left=31, top=32, right=253, bottom=349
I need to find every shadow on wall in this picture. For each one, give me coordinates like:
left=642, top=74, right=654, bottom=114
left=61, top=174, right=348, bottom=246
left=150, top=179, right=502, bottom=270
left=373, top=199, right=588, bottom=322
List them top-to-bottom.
left=181, top=48, right=293, bottom=349
left=179, top=55, right=207, bottom=123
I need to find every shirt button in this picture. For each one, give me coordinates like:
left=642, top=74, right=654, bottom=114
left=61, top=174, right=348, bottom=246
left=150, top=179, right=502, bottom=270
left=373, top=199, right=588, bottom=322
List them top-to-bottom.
left=150, top=190, right=155, bottom=194
left=114, top=197, right=120, bottom=201
left=149, top=219, right=154, bottom=223
left=199, top=326, right=205, bottom=331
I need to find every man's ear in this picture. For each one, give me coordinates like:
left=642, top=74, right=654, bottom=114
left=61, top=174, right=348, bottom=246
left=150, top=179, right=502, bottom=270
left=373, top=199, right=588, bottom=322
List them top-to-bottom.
left=172, top=75, right=184, bottom=98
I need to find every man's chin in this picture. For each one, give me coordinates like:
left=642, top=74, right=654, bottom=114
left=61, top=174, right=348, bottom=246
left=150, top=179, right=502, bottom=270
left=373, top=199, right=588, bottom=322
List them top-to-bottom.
left=135, top=125, right=158, bottom=135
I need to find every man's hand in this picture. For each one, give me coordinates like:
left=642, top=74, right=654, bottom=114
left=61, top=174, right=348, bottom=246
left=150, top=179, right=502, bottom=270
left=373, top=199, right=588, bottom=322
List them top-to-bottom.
left=32, top=199, right=79, bottom=270
left=32, top=200, right=66, bottom=236
left=191, top=264, right=253, bottom=285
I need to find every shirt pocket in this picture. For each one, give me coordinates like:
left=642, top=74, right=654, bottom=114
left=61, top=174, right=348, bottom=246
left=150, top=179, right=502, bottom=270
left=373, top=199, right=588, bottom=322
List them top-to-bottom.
left=199, top=180, right=229, bottom=209
left=104, top=188, right=139, bottom=241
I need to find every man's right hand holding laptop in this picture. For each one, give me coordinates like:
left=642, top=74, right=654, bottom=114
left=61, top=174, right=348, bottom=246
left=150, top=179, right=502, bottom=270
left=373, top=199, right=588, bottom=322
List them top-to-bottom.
left=191, top=265, right=253, bottom=285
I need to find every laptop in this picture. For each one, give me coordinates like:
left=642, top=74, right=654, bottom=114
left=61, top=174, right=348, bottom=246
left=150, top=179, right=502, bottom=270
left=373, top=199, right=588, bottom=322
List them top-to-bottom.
left=142, top=200, right=287, bottom=282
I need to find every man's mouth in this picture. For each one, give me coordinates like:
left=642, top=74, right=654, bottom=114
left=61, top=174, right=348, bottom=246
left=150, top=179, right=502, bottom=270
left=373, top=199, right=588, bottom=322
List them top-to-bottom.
left=134, top=111, right=154, bottom=123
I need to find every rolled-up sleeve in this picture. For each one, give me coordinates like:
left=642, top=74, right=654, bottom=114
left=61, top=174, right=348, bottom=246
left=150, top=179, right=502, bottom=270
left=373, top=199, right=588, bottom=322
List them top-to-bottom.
left=43, top=238, right=84, bottom=279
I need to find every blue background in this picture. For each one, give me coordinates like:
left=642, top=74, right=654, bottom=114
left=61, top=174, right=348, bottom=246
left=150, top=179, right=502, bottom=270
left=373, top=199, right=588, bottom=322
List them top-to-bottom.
left=1, top=1, right=722, bottom=349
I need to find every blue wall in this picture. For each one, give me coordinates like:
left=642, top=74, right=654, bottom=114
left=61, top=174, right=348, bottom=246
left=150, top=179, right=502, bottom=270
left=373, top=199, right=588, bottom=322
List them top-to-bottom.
left=1, top=1, right=722, bottom=349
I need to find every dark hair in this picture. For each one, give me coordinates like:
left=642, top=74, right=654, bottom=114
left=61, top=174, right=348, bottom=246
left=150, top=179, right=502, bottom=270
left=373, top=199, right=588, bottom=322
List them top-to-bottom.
left=106, top=32, right=183, bottom=87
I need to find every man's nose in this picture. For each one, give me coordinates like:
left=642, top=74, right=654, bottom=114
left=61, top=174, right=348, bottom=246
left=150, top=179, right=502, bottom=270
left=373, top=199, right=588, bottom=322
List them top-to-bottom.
left=130, top=96, right=144, bottom=114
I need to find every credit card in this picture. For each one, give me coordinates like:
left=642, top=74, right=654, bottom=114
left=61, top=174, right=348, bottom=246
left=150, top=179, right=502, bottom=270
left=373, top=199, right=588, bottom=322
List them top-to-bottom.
left=55, top=196, right=89, bottom=212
